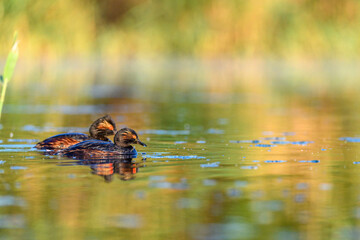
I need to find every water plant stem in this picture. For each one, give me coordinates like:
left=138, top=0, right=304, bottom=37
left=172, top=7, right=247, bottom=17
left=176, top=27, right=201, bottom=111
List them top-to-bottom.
left=0, top=34, right=19, bottom=119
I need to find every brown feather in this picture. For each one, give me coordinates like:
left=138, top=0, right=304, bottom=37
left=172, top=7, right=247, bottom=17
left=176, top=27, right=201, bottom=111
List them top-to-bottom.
left=97, top=121, right=114, bottom=131
left=36, top=138, right=82, bottom=149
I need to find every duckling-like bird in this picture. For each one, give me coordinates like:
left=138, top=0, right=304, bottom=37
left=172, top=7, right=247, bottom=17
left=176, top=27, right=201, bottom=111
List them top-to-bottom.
left=35, top=115, right=117, bottom=150
left=60, top=128, right=147, bottom=159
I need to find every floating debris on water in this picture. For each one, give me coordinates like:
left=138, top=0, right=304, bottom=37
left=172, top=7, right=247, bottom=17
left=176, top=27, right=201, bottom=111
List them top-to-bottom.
left=200, top=162, right=220, bottom=168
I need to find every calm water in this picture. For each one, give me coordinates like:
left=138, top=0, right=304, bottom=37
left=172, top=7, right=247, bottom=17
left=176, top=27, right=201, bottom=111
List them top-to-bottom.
left=1, top=60, right=360, bottom=240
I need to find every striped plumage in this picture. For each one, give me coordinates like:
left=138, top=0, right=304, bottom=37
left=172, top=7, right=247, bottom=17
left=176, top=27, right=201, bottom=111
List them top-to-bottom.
left=35, top=115, right=116, bottom=150
left=60, top=127, right=146, bottom=159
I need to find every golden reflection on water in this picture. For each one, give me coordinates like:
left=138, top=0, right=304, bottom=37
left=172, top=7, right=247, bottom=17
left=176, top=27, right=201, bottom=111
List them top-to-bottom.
left=1, top=61, right=360, bottom=239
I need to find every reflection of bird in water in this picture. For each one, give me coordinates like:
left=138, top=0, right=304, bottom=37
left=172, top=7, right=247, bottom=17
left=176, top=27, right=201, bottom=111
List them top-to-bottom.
left=35, top=115, right=117, bottom=151
left=61, top=128, right=146, bottom=159
left=79, top=157, right=142, bottom=182
left=91, top=159, right=139, bottom=182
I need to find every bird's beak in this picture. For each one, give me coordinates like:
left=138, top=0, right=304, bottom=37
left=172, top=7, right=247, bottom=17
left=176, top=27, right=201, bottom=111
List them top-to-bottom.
left=137, top=139, right=147, bottom=147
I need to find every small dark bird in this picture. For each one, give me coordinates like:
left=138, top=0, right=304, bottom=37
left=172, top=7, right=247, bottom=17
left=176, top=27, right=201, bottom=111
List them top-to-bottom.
left=35, top=115, right=117, bottom=150
left=60, top=127, right=147, bottom=159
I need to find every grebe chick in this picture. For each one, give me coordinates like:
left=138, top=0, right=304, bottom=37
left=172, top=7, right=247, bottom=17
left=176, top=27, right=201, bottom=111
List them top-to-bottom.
left=35, top=115, right=116, bottom=150
left=61, top=128, right=146, bottom=159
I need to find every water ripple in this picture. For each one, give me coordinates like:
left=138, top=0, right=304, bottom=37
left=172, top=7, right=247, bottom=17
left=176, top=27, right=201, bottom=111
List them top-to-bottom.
left=139, top=129, right=190, bottom=135
left=340, top=137, right=360, bottom=142
left=230, top=140, right=260, bottom=144
left=271, top=141, right=314, bottom=145
left=147, top=155, right=205, bottom=160
left=264, top=160, right=287, bottom=163
left=298, top=160, right=320, bottom=163
left=200, top=162, right=220, bottom=168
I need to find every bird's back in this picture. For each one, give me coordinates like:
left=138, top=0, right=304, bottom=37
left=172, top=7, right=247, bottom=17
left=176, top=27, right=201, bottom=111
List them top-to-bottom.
left=35, top=133, right=90, bottom=150
left=61, top=140, right=137, bottom=159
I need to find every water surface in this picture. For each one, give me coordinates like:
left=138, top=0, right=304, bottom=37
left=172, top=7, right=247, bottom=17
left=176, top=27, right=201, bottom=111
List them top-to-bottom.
left=1, top=60, right=360, bottom=240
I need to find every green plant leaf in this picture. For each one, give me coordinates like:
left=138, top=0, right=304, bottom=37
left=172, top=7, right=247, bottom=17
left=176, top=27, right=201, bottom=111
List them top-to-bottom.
left=0, top=33, right=19, bottom=119
left=3, top=36, right=19, bottom=84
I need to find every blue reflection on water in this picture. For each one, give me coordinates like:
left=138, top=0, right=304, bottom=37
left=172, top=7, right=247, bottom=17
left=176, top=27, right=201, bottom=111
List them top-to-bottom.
left=340, top=137, right=360, bottom=142
left=230, top=140, right=260, bottom=143
left=271, top=141, right=314, bottom=145
left=255, top=144, right=276, bottom=147
left=147, top=155, right=205, bottom=160
left=264, top=160, right=287, bottom=163
left=298, top=160, right=320, bottom=163
left=200, top=162, right=220, bottom=168
left=10, top=166, right=28, bottom=170
left=0, top=196, right=26, bottom=207
left=0, top=215, right=25, bottom=229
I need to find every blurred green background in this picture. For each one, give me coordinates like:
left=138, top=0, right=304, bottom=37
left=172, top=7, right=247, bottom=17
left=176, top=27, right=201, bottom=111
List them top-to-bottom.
left=1, top=0, right=360, bottom=59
